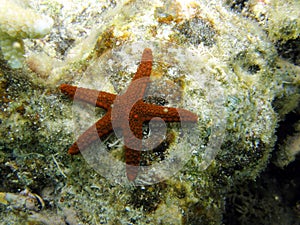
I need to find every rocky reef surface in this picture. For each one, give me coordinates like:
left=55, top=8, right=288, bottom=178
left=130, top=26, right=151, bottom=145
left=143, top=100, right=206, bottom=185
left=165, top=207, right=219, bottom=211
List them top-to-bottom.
left=0, top=0, right=299, bottom=224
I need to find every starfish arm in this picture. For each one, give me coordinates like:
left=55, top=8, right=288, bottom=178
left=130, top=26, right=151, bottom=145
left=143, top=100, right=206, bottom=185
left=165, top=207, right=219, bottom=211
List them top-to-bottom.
left=125, top=48, right=153, bottom=100
left=132, top=48, right=153, bottom=81
left=60, top=84, right=116, bottom=110
left=140, top=103, right=198, bottom=122
left=67, top=112, right=113, bottom=154
left=123, top=119, right=143, bottom=181
left=124, top=147, right=141, bottom=181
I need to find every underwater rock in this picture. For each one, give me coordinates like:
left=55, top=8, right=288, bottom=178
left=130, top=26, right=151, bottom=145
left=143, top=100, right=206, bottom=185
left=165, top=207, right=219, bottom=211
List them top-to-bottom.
left=0, top=0, right=299, bottom=224
left=0, top=0, right=53, bottom=68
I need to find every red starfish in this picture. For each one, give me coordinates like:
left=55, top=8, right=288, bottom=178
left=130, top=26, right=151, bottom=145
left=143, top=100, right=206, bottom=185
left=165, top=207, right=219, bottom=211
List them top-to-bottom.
left=60, top=48, right=198, bottom=181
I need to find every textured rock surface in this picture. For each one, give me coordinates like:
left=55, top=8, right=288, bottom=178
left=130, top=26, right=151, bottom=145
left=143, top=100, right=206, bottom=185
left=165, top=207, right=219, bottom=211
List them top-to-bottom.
left=0, top=0, right=299, bottom=224
left=0, top=0, right=53, bottom=68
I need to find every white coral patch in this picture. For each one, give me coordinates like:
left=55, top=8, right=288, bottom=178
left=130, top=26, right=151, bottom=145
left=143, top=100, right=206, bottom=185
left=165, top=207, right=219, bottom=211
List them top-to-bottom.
left=32, top=15, right=54, bottom=37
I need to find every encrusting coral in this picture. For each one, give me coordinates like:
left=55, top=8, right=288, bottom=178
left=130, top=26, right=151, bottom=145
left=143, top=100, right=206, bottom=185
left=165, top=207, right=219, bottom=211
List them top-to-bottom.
left=0, top=0, right=53, bottom=68
left=251, top=0, right=300, bottom=43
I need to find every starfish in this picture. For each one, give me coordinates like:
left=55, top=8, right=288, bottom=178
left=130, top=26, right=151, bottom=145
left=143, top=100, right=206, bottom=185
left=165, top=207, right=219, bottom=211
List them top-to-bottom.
left=60, top=48, right=198, bottom=181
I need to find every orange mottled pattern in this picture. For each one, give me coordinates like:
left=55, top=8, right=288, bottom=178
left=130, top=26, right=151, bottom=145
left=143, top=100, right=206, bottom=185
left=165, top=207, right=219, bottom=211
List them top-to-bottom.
left=60, top=48, right=198, bottom=181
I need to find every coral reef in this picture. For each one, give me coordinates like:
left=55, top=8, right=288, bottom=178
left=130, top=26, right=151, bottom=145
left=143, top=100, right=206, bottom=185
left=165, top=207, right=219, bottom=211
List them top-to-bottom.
left=0, top=0, right=299, bottom=224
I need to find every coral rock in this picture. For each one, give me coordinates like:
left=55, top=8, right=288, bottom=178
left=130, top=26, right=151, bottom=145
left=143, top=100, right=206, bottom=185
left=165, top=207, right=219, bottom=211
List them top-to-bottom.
left=0, top=0, right=53, bottom=68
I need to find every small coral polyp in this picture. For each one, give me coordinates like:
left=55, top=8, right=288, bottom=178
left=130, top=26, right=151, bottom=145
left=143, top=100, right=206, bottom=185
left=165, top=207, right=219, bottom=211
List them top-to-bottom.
left=0, top=0, right=53, bottom=68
